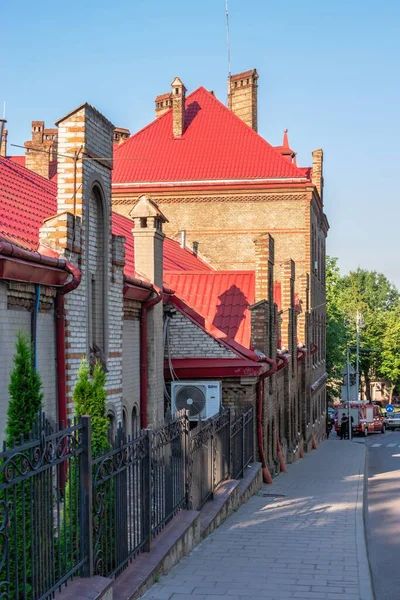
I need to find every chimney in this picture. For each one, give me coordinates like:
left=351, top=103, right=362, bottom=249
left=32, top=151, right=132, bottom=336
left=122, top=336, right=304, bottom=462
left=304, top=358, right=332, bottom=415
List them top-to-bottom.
left=228, top=69, right=258, bottom=131
left=171, top=77, right=186, bottom=138
left=155, top=93, right=173, bottom=118
left=24, top=121, right=58, bottom=179
left=0, top=125, right=7, bottom=157
left=113, top=127, right=130, bottom=145
left=312, top=149, right=324, bottom=200
left=130, top=195, right=169, bottom=425
left=130, top=195, right=168, bottom=288
left=180, top=230, right=186, bottom=249
left=250, top=233, right=275, bottom=359
left=192, top=241, right=199, bottom=256
left=280, top=260, right=296, bottom=364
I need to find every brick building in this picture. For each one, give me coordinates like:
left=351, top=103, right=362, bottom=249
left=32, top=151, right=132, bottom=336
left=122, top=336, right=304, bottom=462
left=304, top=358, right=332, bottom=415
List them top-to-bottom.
left=112, top=69, right=329, bottom=452
left=0, top=72, right=328, bottom=477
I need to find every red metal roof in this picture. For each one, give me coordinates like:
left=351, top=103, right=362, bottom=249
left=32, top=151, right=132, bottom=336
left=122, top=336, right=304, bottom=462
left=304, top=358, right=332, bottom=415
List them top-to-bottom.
left=113, top=87, right=311, bottom=185
left=8, top=155, right=26, bottom=167
left=0, top=157, right=210, bottom=278
left=164, top=271, right=255, bottom=348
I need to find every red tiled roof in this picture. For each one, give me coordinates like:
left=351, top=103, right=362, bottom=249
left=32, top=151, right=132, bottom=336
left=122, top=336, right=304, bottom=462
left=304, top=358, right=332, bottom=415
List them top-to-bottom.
left=113, top=87, right=311, bottom=185
left=8, top=155, right=26, bottom=167
left=0, top=157, right=210, bottom=278
left=111, top=213, right=212, bottom=277
left=164, top=271, right=255, bottom=348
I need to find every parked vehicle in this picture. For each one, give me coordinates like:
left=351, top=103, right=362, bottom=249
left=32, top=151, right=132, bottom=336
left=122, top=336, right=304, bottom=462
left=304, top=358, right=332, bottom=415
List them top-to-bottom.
left=334, top=402, right=385, bottom=437
left=327, top=407, right=335, bottom=426
left=384, top=412, right=400, bottom=430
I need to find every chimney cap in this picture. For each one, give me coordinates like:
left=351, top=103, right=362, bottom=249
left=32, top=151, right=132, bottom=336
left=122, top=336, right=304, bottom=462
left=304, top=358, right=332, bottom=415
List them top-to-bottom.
left=171, top=77, right=186, bottom=92
left=129, top=194, right=169, bottom=223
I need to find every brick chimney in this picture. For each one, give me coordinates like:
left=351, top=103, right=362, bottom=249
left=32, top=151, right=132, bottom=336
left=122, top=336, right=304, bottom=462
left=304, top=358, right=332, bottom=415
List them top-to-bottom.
left=228, top=69, right=258, bottom=132
left=171, top=77, right=186, bottom=138
left=155, top=93, right=173, bottom=118
left=24, top=121, right=58, bottom=179
left=0, top=127, right=7, bottom=157
left=113, top=127, right=130, bottom=145
left=312, top=149, right=323, bottom=200
left=130, top=196, right=168, bottom=425
left=250, top=233, right=275, bottom=358
left=280, top=260, right=296, bottom=360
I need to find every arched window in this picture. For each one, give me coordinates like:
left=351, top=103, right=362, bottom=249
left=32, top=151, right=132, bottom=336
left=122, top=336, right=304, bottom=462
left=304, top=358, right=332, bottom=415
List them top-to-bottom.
left=87, top=184, right=108, bottom=364
left=122, top=406, right=128, bottom=434
left=132, top=406, right=139, bottom=438
left=107, top=410, right=116, bottom=446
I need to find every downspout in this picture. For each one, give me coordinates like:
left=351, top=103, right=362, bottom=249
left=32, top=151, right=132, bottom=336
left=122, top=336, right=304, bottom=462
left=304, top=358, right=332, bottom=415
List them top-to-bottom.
left=56, top=261, right=82, bottom=428
left=32, top=284, right=40, bottom=371
left=140, top=288, right=163, bottom=429
left=256, top=357, right=277, bottom=484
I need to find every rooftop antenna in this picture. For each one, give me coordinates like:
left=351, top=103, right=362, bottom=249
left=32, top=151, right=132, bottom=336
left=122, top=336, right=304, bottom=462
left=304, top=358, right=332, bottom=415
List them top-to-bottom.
left=225, top=0, right=231, bottom=105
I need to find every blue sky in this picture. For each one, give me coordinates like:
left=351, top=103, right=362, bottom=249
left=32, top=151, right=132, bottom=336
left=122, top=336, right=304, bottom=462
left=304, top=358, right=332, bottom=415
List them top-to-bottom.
left=3, top=0, right=399, bottom=286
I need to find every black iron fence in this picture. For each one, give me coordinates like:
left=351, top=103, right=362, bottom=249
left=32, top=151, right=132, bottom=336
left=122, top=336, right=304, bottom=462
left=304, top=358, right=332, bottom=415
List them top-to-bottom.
left=0, top=406, right=254, bottom=598
left=0, top=415, right=88, bottom=600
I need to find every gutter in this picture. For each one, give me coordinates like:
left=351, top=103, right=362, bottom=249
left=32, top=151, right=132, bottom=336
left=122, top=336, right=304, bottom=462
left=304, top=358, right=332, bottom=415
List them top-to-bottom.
left=0, top=241, right=82, bottom=466
left=56, top=261, right=82, bottom=431
left=140, top=285, right=174, bottom=428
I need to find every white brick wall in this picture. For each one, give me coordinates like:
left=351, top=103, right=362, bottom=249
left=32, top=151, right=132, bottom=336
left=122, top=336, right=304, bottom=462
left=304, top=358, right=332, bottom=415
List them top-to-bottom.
left=0, top=284, right=57, bottom=444
left=37, top=311, right=57, bottom=425
left=166, top=311, right=236, bottom=359
left=122, top=319, right=141, bottom=435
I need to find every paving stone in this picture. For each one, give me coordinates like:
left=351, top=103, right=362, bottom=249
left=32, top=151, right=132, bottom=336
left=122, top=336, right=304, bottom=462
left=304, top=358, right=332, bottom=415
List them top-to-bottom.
left=141, top=439, right=372, bottom=600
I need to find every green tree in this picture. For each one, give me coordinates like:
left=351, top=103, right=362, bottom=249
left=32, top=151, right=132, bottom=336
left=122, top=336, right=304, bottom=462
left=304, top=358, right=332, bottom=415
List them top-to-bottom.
left=326, top=257, right=347, bottom=400
left=325, top=259, right=400, bottom=402
left=380, top=307, right=400, bottom=401
left=2, top=332, right=43, bottom=597
left=6, top=332, right=43, bottom=444
left=73, top=359, right=109, bottom=456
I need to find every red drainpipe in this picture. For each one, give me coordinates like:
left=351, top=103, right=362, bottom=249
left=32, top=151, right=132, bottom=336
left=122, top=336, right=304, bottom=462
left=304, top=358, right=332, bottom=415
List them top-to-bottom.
left=56, top=262, right=82, bottom=428
left=140, top=288, right=163, bottom=428
left=256, top=357, right=277, bottom=484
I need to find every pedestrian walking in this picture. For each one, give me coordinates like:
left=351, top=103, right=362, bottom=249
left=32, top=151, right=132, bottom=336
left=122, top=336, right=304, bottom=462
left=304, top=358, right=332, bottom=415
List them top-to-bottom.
left=340, top=412, right=349, bottom=439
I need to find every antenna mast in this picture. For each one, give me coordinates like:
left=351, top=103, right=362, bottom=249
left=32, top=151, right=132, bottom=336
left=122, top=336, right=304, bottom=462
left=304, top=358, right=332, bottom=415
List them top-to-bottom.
left=225, top=0, right=231, bottom=105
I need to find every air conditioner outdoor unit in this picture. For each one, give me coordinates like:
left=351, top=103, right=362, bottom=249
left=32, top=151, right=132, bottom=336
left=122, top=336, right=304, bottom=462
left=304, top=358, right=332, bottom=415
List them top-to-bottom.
left=171, top=381, right=222, bottom=421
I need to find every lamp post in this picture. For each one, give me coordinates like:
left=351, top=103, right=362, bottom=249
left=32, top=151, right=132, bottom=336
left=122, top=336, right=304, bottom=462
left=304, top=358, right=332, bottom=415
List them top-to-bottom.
left=346, top=346, right=352, bottom=440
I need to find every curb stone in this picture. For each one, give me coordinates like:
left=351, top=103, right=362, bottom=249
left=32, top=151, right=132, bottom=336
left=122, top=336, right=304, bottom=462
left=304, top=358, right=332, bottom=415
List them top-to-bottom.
left=355, top=441, right=374, bottom=600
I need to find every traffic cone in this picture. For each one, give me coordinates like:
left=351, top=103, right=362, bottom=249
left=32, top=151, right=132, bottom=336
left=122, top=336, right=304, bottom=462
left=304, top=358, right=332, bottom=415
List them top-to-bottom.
left=276, top=437, right=287, bottom=472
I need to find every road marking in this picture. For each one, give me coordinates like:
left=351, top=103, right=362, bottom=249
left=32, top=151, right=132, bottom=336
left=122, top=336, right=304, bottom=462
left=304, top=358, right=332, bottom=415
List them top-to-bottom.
left=387, top=443, right=397, bottom=447
left=372, top=444, right=381, bottom=447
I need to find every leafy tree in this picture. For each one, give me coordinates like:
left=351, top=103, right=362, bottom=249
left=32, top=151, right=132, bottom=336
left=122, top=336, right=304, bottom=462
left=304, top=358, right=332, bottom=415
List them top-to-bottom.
left=326, top=257, right=347, bottom=400
left=325, top=259, right=400, bottom=402
left=380, top=307, right=400, bottom=401
left=73, top=359, right=109, bottom=456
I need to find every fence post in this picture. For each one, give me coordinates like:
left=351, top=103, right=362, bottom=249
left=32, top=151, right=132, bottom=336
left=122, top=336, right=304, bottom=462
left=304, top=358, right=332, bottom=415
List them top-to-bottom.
left=80, top=416, right=93, bottom=577
left=143, top=429, right=152, bottom=552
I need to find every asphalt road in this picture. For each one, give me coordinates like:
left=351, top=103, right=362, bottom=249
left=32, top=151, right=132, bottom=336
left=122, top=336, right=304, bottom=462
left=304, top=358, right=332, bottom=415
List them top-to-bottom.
left=360, top=430, right=400, bottom=600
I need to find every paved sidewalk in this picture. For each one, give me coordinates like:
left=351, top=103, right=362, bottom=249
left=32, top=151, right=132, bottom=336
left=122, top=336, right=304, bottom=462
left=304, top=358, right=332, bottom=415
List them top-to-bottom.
left=143, top=439, right=372, bottom=600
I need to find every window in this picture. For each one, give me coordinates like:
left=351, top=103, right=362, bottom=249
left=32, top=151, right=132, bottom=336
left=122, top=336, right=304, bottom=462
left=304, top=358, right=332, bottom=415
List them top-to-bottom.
left=88, top=185, right=108, bottom=362
left=132, top=406, right=139, bottom=438
left=107, top=410, right=116, bottom=445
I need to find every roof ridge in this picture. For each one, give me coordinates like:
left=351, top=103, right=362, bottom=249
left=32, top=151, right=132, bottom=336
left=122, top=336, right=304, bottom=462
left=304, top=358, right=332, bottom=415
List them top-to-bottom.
left=195, top=87, right=307, bottom=179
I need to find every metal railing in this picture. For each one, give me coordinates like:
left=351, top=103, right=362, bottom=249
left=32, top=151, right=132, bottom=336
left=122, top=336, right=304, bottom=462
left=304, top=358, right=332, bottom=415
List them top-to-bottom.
left=0, top=406, right=254, bottom=596
left=0, top=414, right=88, bottom=600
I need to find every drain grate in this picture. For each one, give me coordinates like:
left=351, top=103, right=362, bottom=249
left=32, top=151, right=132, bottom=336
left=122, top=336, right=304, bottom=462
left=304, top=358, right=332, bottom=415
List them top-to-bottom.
left=258, top=493, right=286, bottom=498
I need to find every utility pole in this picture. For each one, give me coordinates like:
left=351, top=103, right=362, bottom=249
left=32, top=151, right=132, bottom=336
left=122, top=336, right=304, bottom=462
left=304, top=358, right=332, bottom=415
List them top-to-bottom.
left=356, top=311, right=360, bottom=401
left=346, top=346, right=352, bottom=440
